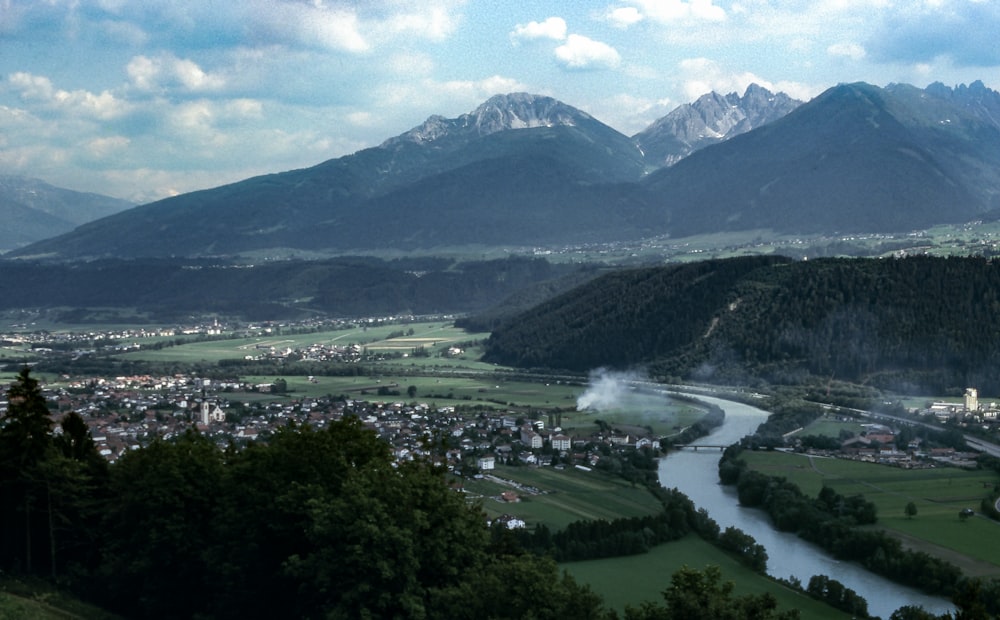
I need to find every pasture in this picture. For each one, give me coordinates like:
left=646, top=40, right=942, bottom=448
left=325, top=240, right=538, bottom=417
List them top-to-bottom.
left=118, top=321, right=489, bottom=364
left=242, top=372, right=583, bottom=409
left=796, top=415, right=868, bottom=439
left=741, top=450, right=1000, bottom=577
left=459, top=464, right=663, bottom=530
left=563, top=535, right=851, bottom=619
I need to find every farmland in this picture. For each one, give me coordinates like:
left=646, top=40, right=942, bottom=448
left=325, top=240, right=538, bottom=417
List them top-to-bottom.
left=740, top=449, right=1000, bottom=577
left=457, top=464, right=664, bottom=529
left=563, top=536, right=852, bottom=619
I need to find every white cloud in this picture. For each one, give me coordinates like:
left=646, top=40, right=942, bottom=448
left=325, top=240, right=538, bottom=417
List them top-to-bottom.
left=623, top=0, right=726, bottom=24
left=257, top=1, right=464, bottom=53
left=383, top=4, right=459, bottom=41
left=304, top=7, right=371, bottom=53
left=606, top=7, right=645, bottom=28
left=510, top=17, right=567, bottom=43
left=555, top=34, right=621, bottom=70
left=828, top=42, right=867, bottom=61
left=388, top=52, right=435, bottom=76
left=126, top=54, right=226, bottom=93
left=173, top=58, right=226, bottom=91
left=676, top=58, right=818, bottom=101
left=8, top=72, right=130, bottom=120
left=414, top=75, right=531, bottom=107
left=587, top=93, right=676, bottom=135
left=223, top=99, right=264, bottom=120
left=169, top=101, right=215, bottom=134
left=87, top=136, right=130, bottom=158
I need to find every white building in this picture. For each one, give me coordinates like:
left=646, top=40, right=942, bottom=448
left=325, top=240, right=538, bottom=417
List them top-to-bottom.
left=965, top=388, right=979, bottom=412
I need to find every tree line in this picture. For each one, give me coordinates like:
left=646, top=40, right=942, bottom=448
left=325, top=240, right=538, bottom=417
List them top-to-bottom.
left=718, top=442, right=982, bottom=602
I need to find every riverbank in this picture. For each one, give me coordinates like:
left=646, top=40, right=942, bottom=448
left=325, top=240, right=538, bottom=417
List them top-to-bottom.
left=659, top=392, right=955, bottom=618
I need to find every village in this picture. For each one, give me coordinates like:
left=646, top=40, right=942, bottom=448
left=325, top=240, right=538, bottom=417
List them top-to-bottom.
left=0, top=370, right=663, bottom=480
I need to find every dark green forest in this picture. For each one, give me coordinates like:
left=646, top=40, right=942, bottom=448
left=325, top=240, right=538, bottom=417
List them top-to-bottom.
left=0, top=255, right=588, bottom=321
left=480, top=255, right=1000, bottom=394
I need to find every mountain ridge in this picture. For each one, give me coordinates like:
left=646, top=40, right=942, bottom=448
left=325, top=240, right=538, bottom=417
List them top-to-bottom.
left=8, top=80, right=1000, bottom=261
left=632, top=83, right=801, bottom=166
left=0, top=176, right=133, bottom=252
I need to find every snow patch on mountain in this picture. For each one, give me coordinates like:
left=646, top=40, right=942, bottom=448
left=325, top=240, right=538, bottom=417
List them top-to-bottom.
left=382, top=93, right=592, bottom=148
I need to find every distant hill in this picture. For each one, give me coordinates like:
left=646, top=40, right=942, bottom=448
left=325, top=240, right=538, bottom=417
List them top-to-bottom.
left=10, top=81, right=1000, bottom=260
left=0, top=176, right=132, bottom=252
left=0, top=255, right=591, bottom=321
left=480, top=255, right=1000, bottom=394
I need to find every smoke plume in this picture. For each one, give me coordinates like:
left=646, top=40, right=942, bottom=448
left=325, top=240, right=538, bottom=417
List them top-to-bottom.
left=576, top=368, right=649, bottom=412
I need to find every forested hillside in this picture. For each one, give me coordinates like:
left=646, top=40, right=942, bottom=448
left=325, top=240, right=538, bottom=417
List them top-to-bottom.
left=0, top=255, right=586, bottom=320
left=481, top=255, right=1000, bottom=394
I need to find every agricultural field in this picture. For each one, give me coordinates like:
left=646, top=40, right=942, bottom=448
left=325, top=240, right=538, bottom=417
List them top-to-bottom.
left=119, top=322, right=488, bottom=364
left=795, top=415, right=868, bottom=439
left=741, top=450, right=1000, bottom=577
left=457, top=464, right=664, bottom=530
left=563, top=535, right=852, bottom=619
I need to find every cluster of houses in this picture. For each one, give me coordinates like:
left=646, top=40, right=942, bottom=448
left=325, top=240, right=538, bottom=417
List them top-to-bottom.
left=0, top=314, right=444, bottom=361
left=1, top=372, right=661, bottom=471
left=923, top=388, right=1000, bottom=426
left=793, top=420, right=980, bottom=469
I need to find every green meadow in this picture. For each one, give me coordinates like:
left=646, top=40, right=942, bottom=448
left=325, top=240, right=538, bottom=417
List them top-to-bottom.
left=119, top=322, right=489, bottom=363
left=796, top=415, right=868, bottom=439
left=741, top=450, right=1000, bottom=577
left=459, top=464, right=664, bottom=530
left=460, top=465, right=849, bottom=618
left=562, top=535, right=852, bottom=620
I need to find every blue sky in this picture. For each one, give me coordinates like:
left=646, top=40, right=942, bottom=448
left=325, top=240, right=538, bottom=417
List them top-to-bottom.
left=1, top=0, right=998, bottom=203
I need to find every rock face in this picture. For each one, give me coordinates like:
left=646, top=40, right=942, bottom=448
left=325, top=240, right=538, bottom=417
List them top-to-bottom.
left=632, top=84, right=802, bottom=166
left=382, top=93, right=595, bottom=146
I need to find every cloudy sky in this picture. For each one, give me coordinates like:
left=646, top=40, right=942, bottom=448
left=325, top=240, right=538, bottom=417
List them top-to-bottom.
left=1, top=0, right=998, bottom=203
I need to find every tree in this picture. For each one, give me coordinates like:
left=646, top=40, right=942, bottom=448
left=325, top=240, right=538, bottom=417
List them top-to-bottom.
left=0, top=367, right=55, bottom=574
left=407, top=384, right=418, bottom=398
left=95, top=430, right=224, bottom=618
left=905, top=501, right=918, bottom=519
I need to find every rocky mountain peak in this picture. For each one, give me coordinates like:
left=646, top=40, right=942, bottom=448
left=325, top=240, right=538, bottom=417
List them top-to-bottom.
left=632, top=84, right=802, bottom=167
left=382, top=93, right=593, bottom=148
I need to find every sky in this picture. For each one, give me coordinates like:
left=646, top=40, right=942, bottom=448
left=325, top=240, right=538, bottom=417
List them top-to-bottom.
left=1, top=0, right=998, bottom=204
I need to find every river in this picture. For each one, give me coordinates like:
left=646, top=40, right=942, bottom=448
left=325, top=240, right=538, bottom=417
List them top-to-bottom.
left=657, top=392, right=955, bottom=618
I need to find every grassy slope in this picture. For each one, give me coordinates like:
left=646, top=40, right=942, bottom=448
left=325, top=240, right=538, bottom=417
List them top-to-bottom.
left=0, top=578, right=122, bottom=620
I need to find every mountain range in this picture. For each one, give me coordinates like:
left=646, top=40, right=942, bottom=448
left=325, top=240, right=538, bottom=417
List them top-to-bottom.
left=8, top=80, right=1000, bottom=261
left=0, top=176, right=133, bottom=253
